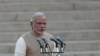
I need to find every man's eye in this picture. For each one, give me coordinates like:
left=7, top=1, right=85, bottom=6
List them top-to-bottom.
left=37, top=22, right=46, bottom=25
left=37, top=23, right=42, bottom=25
left=43, top=23, right=46, bottom=25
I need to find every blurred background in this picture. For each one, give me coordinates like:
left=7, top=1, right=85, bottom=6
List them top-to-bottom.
left=0, top=0, right=100, bottom=56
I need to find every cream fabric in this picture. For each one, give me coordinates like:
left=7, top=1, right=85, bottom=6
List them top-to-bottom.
left=14, top=31, right=60, bottom=56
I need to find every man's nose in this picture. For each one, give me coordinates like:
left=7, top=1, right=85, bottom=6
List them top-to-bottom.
left=41, top=24, right=45, bottom=27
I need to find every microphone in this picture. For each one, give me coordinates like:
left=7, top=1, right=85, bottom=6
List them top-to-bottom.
left=56, top=36, right=66, bottom=47
left=56, top=36, right=66, bottom=52
left=50, top=37, right=60, bottom=47
left=50, top=37, right=62, bottom=53
left=37, top=38, right=44, bottom=52
left=37, top=38, right=44, bottom=48
left=41, top=38, right=48, bottom=48
left=41, top=38, right=49, bottom=52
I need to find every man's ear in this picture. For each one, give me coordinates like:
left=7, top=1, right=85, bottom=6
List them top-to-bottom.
left=30, top=21, right=33, bottom=26
left=30, top=21, right=33, bottom=30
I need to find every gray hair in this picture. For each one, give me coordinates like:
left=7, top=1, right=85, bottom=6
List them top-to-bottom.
left=31, top=12, right=45, bottom=21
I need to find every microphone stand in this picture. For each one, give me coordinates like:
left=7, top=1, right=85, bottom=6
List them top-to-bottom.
left=56, top=36, right=66, bottom=56
left=37, top=37, right=66, bottom=56
left=40, top=37, right=64, bottom=56
left=37, top=38, right=46, bottom=56
left=41, top=38, right=51, bottom=56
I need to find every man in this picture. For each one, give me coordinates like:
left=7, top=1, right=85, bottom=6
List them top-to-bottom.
left=14, top=12, right=58, bottom=56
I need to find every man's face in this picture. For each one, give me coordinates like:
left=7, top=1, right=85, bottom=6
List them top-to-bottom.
left=31, top=16, right=47, bottom=35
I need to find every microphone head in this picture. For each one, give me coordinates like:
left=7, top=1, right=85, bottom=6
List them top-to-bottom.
left=56, top=36, right=66, bottom=45
left=56, top=36, right=63, bottom=43
left=50, top=37, right=60, bottom=44
left=50, top=37, right=61, bottom=47
left=50, top=37, right=56, bottom=42
left=37, top=38, right=44, bottom=48
left=37, top=38, right=41, bottom=42
left=40, top=38, right=48, bottom=48
left=41, top=38, right=48, bottom=43
left=41, top=38, right=46, bottom=41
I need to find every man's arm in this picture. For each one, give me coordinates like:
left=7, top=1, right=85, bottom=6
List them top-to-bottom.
left=14, top=37, right=26, bottom=56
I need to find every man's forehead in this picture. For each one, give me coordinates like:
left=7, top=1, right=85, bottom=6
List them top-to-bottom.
left=34, top=16, right=46, bottom=21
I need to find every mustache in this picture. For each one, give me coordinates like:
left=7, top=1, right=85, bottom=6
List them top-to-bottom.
left=39, top=28, right=45, bottom=31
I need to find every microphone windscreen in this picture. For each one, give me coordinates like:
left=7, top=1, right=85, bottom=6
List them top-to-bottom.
left=37, top=38, right=44, bottom=48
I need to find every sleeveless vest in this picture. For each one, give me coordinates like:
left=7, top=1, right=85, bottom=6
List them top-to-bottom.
left=22, top=31, right=54, bottom=56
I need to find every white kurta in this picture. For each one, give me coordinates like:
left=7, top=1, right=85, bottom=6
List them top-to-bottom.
left=14, top=37, right=26, bottom=56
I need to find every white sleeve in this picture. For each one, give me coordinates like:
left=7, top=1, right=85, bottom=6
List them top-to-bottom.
left=14, top=37, right=26, bottom=56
